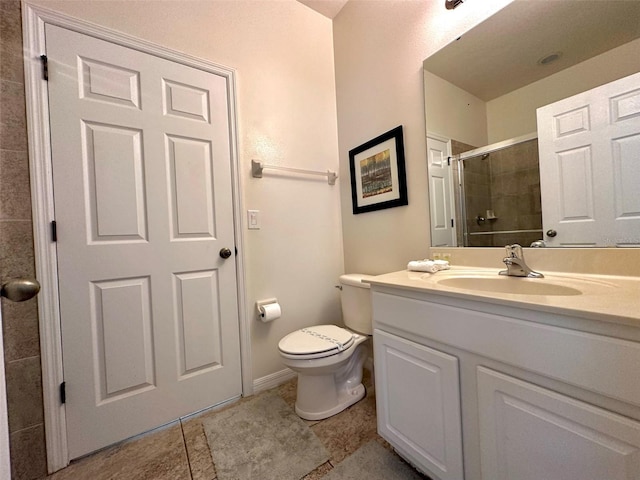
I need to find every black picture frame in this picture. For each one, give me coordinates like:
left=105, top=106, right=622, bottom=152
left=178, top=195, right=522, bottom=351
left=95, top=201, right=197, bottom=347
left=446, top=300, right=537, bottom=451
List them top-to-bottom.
left=348, top=125, right=408, bottom=214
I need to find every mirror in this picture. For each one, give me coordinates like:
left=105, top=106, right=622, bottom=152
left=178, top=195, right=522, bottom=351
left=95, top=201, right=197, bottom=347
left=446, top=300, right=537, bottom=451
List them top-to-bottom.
left=423, top=0, right=640, bottom=247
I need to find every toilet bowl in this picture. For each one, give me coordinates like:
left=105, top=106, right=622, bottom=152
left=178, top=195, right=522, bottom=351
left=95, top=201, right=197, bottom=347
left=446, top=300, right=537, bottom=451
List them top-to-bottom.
left=278, top=274, right=374, bottom=420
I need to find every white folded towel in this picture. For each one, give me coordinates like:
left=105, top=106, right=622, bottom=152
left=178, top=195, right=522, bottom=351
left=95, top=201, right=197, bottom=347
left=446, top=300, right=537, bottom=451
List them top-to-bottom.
left=407, top=259, right=450, bottom=273
left=433, top=259, right=451, bottom=270
left=407, top=260, right=438, bottom=273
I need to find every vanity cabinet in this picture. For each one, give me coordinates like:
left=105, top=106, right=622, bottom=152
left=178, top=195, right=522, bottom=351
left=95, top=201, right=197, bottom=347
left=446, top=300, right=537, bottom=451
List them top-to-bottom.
left=371, top=286, right=640, bottom=480
left=374, top=330, right=464, bottom=480
left=477, top=367, right=640, bottom=480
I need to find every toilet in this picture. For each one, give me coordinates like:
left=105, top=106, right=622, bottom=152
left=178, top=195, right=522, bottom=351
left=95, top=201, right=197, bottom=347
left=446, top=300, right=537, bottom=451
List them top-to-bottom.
left=278, top=274, right=374, bottom=420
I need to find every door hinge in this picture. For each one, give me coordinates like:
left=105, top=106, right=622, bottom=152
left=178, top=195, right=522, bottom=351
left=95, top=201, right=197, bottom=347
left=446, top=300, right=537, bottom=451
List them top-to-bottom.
left=40, top=55, right=49, bottom=81
left=447, top=156, right=451, bottom=166
left=451, top=218, right=454, bottom=228
left=51, top=220, right=57, bottom=242
left=60, top=381, right=66, bottom=404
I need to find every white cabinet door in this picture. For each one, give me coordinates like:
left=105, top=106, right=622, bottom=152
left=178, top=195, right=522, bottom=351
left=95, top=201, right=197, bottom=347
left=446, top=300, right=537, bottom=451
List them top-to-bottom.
left=537, top=71, right=640, bottom=247
left=426, top=133, right=456, bottom=247
left=374, top=329, right=464, bottom=480
left=477, top=367, right=640, bottom=480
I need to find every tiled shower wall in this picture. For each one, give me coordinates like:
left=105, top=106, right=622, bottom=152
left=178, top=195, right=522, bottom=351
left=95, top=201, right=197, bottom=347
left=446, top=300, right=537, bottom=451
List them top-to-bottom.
left=0, top=1, right=48, bottom=478
left=456, top=138, right=542, bottom=248
left=487, top=139, right=541, bottom=247
left=462, top=151, right=493, bottom=247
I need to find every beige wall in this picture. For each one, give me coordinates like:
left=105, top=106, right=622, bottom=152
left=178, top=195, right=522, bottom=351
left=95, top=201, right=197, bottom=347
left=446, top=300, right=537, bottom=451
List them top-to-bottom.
left=27, top=0, right=343, bottom=383
left=333, top=0, right=513, bottom=275
left=486, top=37, right=640, bottom=143
left=424, top=70, right=488, bottom=148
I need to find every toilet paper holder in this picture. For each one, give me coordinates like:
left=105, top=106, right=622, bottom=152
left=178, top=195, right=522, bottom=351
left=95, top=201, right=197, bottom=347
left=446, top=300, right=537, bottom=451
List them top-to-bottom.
left=256, top=298, right=279, bottom=319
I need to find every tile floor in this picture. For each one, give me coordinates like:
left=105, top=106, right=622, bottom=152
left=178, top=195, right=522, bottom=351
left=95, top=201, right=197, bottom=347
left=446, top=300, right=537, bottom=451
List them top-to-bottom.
left=43, top=374, right=429, bottom=480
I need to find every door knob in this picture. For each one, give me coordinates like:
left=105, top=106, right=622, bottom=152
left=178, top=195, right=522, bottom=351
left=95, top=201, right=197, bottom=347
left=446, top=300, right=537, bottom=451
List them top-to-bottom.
left=546, top=229, right=557, bottom=238
left=219, top=247, right=232, bottom=259
left=1, top=278, right=41, bottom=302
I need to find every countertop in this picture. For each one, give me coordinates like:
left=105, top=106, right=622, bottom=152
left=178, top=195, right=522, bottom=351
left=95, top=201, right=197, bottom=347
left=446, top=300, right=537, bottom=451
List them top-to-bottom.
left=367, top=266, right=640, bottom=327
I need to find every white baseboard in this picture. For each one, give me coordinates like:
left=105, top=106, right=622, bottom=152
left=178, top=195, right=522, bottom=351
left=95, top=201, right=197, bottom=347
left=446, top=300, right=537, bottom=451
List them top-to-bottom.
left=252, top=368, right=296, bottom=394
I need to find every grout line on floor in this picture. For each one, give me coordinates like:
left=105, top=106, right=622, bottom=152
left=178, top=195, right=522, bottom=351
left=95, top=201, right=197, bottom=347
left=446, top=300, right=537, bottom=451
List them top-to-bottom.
left=179, top=418, right=195, bottom=480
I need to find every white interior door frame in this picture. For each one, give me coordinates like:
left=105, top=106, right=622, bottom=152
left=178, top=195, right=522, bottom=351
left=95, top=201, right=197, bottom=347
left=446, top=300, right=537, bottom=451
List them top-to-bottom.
left=22, top=3, right=252, bottom=473
left=0, top=308, right=10, bottom=480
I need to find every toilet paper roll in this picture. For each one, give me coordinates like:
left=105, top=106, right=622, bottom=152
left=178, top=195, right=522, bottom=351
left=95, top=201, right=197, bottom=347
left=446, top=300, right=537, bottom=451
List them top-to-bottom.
left=259, top=303, right=281, bottom=322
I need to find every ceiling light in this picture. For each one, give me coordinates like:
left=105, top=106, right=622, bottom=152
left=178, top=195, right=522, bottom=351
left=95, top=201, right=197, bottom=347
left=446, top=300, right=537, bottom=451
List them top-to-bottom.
left=537, top=52, right=563, bottom=66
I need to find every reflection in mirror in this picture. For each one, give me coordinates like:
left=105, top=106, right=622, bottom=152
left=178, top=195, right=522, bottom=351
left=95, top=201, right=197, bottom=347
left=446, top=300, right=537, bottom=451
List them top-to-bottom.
left=423, top=0, right=640, bottom=247
left=455, top=135, right=540, bottom=247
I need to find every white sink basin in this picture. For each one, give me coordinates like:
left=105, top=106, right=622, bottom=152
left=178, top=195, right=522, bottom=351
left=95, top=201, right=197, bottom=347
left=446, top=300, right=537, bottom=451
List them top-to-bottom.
left=369, top=267, right=638, bottom=323
left=415, top=269, right=619, bottom=297
left=436, top=276, right=582, bottom=296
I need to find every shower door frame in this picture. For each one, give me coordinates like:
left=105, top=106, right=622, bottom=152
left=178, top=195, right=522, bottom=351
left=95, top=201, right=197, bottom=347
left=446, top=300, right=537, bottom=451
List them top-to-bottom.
left=457, top=132, right=538, bottom=246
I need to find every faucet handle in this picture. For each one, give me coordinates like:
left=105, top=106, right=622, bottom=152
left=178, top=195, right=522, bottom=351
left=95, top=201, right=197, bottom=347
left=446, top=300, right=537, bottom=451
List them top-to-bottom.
left=505, top=244, right=523, bottom=259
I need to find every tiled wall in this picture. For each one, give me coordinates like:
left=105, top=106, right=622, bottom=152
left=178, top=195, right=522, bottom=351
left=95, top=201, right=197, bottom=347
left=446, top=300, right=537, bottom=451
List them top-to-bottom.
left=0, top=1, right=48, bottom=478
left=456, top=138, right=542, bottom=248
left=488, top=138, right=541, bottom=246
left=463, top=151, right=493, bottom=246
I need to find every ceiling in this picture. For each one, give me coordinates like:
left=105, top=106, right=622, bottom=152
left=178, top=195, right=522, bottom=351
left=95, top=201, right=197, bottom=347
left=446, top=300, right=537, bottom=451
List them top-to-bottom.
left=296, top=0, right=349, bottom=19
left=423, top=0, right=640, bottom=101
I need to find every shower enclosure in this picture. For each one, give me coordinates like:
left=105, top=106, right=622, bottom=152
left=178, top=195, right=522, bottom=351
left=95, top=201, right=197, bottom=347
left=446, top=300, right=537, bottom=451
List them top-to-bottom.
left=454, top=136, right=542, bottom=247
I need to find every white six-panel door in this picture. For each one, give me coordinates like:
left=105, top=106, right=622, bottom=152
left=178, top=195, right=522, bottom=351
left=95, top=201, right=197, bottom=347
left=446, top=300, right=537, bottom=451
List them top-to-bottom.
left=45, top=25, right=241, bottom=458
left=537, top=72, right=640, bottom=247
left=427, top=133, right=456, bottom=247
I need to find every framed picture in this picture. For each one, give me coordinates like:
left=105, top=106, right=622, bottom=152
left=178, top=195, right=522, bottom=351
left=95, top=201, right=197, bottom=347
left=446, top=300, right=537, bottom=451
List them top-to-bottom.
left=348, top=125, right=408, bottom=214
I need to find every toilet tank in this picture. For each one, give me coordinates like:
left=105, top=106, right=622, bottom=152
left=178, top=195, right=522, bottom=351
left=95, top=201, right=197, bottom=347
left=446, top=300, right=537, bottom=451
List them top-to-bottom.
left=339, top=274, right=375, bottom=335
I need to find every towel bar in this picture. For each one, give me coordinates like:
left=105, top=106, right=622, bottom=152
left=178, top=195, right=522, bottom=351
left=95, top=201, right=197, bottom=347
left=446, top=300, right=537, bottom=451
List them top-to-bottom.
left=251, top=159, right=337, bottom=185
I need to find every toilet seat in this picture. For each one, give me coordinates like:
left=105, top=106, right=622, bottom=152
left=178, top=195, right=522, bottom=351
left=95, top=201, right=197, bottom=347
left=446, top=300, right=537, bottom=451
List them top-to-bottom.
left=278, top=325, right=355, bottom=360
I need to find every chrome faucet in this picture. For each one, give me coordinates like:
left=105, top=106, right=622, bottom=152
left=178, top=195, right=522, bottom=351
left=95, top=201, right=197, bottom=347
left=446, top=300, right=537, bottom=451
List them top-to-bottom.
left=530, top=240, right=546, bottom=248
left=499, top=244, right=544, bottom=278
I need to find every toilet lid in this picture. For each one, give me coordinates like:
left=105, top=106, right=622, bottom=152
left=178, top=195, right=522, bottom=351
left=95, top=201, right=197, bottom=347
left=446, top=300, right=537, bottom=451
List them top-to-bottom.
left=278, top=325, right=354, bottom=357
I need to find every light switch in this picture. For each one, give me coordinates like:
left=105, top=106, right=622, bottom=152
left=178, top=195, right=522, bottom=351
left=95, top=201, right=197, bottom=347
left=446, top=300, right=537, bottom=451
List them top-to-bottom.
left=248, top=210, right=260, bottom=230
